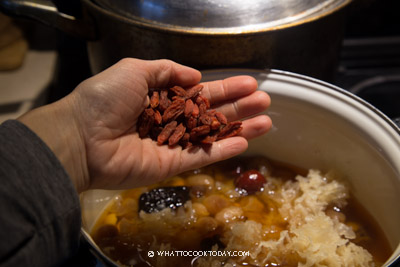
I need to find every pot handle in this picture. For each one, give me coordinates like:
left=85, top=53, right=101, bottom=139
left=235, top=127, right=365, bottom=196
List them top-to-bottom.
left=0, top=0, right=96, bottom=40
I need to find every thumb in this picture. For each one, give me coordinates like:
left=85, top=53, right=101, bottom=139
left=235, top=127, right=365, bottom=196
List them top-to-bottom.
left=123, top=58, right=202, bottom=88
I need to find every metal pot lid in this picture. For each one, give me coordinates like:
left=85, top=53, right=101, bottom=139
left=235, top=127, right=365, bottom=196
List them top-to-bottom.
left=92, top=0, right=351, bottom=33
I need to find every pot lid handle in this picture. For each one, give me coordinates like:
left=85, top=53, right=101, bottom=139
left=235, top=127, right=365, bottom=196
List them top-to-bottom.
left=0, top=0, right=96, bottom=40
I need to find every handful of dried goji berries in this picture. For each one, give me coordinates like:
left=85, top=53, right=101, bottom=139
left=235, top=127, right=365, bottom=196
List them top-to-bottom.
left=137, top=84, right=242, bottom=148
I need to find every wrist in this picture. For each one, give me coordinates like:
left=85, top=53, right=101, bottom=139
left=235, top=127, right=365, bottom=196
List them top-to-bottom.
left=18, top=96, right=89, bottom=193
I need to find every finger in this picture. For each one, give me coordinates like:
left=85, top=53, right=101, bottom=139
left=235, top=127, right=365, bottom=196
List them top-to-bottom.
left=125, top=58, right=202, bottom=88
left=200, top=76, right=258, bottom=106
left=215, top=90, right=271, bottom=121
left=172, top=115, right=270, bottom=173
left=239, top=115, right=272, bottom=140
left=171, top=116, right=271, bottom=179
left=179, top=136, right=249, bottom=172
left=122, top=137, right=248, bottom=188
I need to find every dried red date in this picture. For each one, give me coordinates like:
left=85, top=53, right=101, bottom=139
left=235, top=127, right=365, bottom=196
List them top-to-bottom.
left=137, top=84, right=242, bottom=148
left=235, top=170, right=266, bottom=194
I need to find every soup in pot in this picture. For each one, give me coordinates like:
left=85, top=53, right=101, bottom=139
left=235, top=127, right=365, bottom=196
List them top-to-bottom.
left=91, top=156, right=392, bottom=267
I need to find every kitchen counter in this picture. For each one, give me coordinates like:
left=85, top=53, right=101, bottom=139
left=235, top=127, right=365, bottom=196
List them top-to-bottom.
left=0, top=49, right=56, bottom=123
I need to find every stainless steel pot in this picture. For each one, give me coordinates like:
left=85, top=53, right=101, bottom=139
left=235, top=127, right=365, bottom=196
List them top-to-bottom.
left=0, top=0, right=351, bottom=79
left=81, top=69, right=400, bottom=266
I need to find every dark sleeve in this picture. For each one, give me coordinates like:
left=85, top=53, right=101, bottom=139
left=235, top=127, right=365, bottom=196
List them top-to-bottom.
left=0, top=120, right=81, bottom=267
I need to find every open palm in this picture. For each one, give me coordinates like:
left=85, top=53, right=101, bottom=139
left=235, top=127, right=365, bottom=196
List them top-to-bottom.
left=72, top=59, right=271, bottom=190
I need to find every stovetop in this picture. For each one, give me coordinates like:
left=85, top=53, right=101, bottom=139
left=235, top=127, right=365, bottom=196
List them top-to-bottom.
left=333, top=0, right=400, bottom=124
left=334, top=36, right=400, bottom=123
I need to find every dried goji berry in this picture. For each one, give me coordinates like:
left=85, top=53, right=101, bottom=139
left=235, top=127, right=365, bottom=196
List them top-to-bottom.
left=138, top=84, right=242, bottom=149
left=185, top=84, right=203, bottom=99
left=170, top=86, right=187, bottom=98
left=159, top=90, right=171, bottom=111
left=150, top=91, right=159, bottom=109
left=162, top=98, right=185, bottom=123
left=184, top=99, right=194, bottom=118
left=192, top=103, right=200, bottom=118
left=138, top=108, right=155, bottom=138
left=154, top=109, right=162, bottom=125
left=215, top=112, right=228, bottom=125
left=186, top=116, right=198, bottom=130
left=157, top=121, right=177, bottom=145
left=217, top=121, right=242, bottom=140
left=168, top=123, right=186, bottom=146
left=190, top=125, right=211, bottom=142
left=179, top=133, right=191, bottom=149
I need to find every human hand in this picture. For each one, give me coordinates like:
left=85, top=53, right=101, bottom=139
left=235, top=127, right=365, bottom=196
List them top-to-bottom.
left=19, top=58, right=271, bottom=192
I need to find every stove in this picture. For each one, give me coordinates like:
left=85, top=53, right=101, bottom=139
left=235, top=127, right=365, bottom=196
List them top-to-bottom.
left=333, top=0, right=400, bottom=125
left=334, top=36, right=400, bottom=126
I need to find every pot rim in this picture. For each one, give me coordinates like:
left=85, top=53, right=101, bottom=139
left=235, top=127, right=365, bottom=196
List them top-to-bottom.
left=83, top=0, right=352, bottom=35
left=81, top=229, right=118, bottom=266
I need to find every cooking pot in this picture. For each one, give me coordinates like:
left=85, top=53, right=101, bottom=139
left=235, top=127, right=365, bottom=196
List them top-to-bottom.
left=0, top=0, right=351, bottom=80
left=80, top=69, right=400, bottom=266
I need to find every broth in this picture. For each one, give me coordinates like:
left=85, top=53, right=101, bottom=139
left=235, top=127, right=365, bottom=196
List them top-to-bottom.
left=91, top=156, right=392, bottom=266
left=344, top=197, right=392, bottom=264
